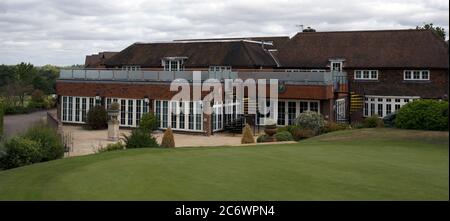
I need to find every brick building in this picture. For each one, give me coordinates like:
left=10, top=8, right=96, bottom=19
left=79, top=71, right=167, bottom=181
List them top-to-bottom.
left=56, top=29, right=449, bottom=135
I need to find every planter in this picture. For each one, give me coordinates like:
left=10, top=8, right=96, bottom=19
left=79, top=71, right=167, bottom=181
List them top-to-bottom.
left=107, top=109, right=120, bottom=117
left=264, top=124, right=277, bottom=142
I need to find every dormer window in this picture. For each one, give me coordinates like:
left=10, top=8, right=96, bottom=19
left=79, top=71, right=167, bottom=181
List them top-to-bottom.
left=162, top=57, right=187, bottom=71
left=329, top=59, right=344, bottom=72
left=122, top=65, right=141, bottom=71
left=209, top=66, right=232, bottom=71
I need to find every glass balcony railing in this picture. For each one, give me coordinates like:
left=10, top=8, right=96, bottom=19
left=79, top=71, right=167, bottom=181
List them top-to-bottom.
left=58, top=69, right=347, bottom=87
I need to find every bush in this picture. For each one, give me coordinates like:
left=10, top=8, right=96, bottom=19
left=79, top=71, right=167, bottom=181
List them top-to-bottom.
left=31, top=89, right=45, bottom=103
left=395, top=99, right=448, bottom=131
left=0, top=102, right=3, bottom=137
left=4, top=105, right=32, bottom=115
left=86, top=105, right=108, bottom=130
left=295, top=111, right=325, bottom=134
left=139, top=113, right=159, bottom=132
left=383, top=113, right=396, bottom=128
left=362, top=115, right=384, bottom=128
left=321, top=121, right=349, bottom=133
left=22, top=123, right=65, bottom=161
left=241, top=124, right=255, bottom=144
left=277, top=125, right=302, bottom=140
left=161, top=128, right=175, bottom=148
left=122, top=129, right=159, bottom=149
left=294, top=129, right=316, bottom=139
left=274, top=131, right=293, bottom=141
left=256, top=134, right=269, bottom=143
left=0, top=137, right=42, bottom=169
left=97, top=142, right=124, bottom=153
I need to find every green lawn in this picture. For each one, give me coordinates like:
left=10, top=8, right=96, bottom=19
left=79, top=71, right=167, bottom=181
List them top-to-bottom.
left=0, top=128, right=448, bottom=200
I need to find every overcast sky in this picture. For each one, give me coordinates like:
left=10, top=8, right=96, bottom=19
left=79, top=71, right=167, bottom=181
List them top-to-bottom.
left=0, top=0, right=448, bottom=66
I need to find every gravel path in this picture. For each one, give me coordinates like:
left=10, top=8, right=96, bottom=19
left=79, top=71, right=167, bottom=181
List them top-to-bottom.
left=3, top=110, right=49, bottom=138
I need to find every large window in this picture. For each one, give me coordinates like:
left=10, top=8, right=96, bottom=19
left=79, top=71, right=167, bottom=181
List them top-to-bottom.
left=354, top=70, right=378, bottom=80
left=404, top=70, right=430, bottom=80
left=61, top=96, right=95, bottom=124
left=364, top=96, right=420, bottom=117
left=107, top=97, right=148, bottom=127
left=155, top=100, right=204, bottom=132
left=277, top=100, right=320, bottom=126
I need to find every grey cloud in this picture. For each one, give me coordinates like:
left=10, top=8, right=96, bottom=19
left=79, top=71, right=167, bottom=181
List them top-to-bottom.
left=0, top=0, right=448, bottom=66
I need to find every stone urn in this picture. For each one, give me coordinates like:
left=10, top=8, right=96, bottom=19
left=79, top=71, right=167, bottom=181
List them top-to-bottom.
left=107, top=102, right=120, bottom=141
left=264, top=119, right=277, bottom=142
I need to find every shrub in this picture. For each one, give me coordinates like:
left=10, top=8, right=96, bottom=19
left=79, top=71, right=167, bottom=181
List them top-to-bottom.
left=31, top=89, right=45, bottom=103
left=395, top=99, right=448, bottom=131
left=0, top=102, right=3, bottom=137
left=109, top=102, right=120, bottom=111
left=4, top=105, right=32, bottom=115
left=86, top=105, right=108, bottom=130
left=295, top=111, right=325, bottom=134
left=139, top=113, right=159, bottom=132
left=382, top=113, right=396, bottom=128
left=362, top=115, right=384, bottom=128
left=321, top=121, right=349, bottom=133
left=22, top=123, right=65, bottom=161
left=241, top=124, right=255, bottom=144
left=277, top=125, right=303, bottom=141
left=160, top=128, right=175, bottom=148
left=122, top=129, right=159, bottom=149
left=294, top=129, right=316, bottom=139
left=274, top=131, right=293, bottom=141
left=256, top=134, right=269, bottom=143
left=0, top=137, right=42, bottom=169
left=97, top=142, right=124, bottom=153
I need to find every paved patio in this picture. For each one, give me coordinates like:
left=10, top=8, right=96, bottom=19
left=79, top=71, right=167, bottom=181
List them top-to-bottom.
left=62, top=126, right=258, bottom=157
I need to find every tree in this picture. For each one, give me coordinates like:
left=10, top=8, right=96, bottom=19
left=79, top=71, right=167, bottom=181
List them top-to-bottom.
left=416, top=23, right=446, bottom=40
left=303, top=27, right=316, bottom=32
left=11, top=63, right=36, bottom=106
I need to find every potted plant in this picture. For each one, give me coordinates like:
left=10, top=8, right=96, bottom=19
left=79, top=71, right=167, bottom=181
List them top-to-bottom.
left=264, top=118, right=277, bottom=142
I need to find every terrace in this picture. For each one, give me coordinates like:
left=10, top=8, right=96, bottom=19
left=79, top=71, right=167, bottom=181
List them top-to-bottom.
left=58, top=69, right=348, bottom=91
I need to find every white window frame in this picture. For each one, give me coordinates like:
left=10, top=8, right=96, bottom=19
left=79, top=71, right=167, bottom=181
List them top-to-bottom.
left=162, top=59, right=185, bottom=71
left=331, top=61, right=343, bottom=72
left=122, top=65, right=141, bottom=71
left=209, top=66, right=232, bottom=72
left=354, top=70, right=378, bottom=80
left=403, top=70, right=430, bottom=81
left=363, top=95, right=420, bottom=118
left=61, top=96, right=96, bottom=124
left=106, top=97, right=148, bottom=127
left=276, top=99, right=320, bottom=126
left=154, top=100, right=204, bottom=132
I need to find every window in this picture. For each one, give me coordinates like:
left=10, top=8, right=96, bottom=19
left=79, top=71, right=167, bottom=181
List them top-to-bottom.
left=162, top=58, right=185, bottom=71
left=331, top=61, right=342, bottom=71
left=122, top=66, right=141, bottom=71
left=209, top=66, right=231, bottom=71
left=354, top=70, right=378, bottom=80
left=404, top=70, right=430, bottom=80
left=61, top=96, right=95, bottom=124
left=363, top=96, right=420, bottom=118
left=128, top=100, right=134, bottom=125
left=277, top=100, right=320, bottom=126
left=155, top=101, right=161, bottom=127
left=162, top=101, right=168, bottom=128
left=171, top=101, right=178, bottom=129
left=277, top=101, right=285, bottom=125
left=299, top=101, right=308, bottom=113
left=179, top=102, right=185, bottom=129
left=188, top=102, right=194, bottom=130
left=195, top=102, right=202, bottom=130
left=288, top=102, right=296, bottom=125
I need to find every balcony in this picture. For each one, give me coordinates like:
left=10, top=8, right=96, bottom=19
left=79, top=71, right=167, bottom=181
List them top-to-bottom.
left=58, top=69, right=347, bottom=88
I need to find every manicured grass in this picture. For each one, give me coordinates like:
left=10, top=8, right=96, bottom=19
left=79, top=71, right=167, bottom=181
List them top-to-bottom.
left=0, top=128, right=448, bottom=200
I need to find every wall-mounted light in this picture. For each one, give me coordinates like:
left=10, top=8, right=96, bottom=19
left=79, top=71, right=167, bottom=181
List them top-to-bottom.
left=95, top=95, right=101, bottom=101
left=144, top=96, right=149, bottom=104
